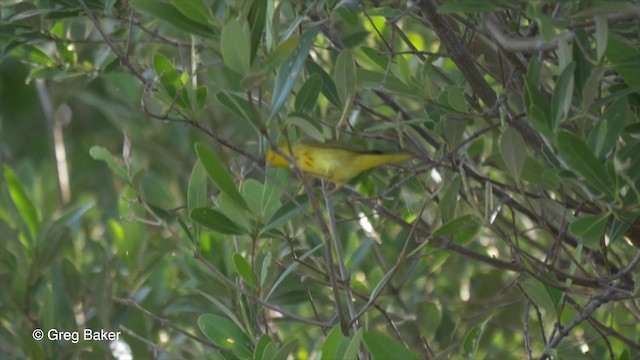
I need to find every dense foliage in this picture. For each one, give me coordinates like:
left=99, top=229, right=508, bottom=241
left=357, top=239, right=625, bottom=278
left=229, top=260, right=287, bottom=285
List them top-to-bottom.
left=2, top=0, right=640, bottom=359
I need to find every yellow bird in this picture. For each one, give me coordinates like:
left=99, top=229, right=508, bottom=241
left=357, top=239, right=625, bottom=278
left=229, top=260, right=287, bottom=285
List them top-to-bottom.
left=265, top=141, right=413, bottom=187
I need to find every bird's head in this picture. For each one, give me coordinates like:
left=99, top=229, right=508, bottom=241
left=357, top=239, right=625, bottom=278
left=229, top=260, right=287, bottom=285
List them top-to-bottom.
left=265, top=145, right=292, bottom=167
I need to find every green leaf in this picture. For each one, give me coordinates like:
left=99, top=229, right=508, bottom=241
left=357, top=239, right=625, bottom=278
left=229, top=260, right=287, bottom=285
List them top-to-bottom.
left=131, top=0, right=215, bottom=37
left=169, top=0, right=210, bottom=25
left=248, top=0, right=267, bottom=64
left=438, top=0, right=510, bottom=13
left=533, top=8, right=555, bottom=42
left=594, top=15, right=608, bottom=61
left=221, top=19, right=251, bottom=75
left=271, top=26, right=319, bottom=118
left=573, top=30, right=592, bottom=98
left=264, top=35, right=300, bottom=73
left=606, top=36, right=640, bottom=88
left=7, top=44, right=55, bottom=67
left=361, top=46, right=389, bottom=70
left=335, top=50, right=357, bottom=106
left=153, top=53, right=190, bottom=109
left=395, top=54, right=411, bottom=85
left=525, top=56, right=542, bottom=88
left=306, top=58, right=343, bottom=109
left=524, top=59, right=552, bottom=137
left=551, top=62, right=576, bottom=129
left=581, top=66, right=607, bottom=112
left=357, top=68, right=415, bottom=97
left=241, top=72, right=269, bottom=89
left=295, top=74, right=323, bottom=112
left=196, top=85, right=208, bottom=112
left=448, top=85, right=468, bottom=113
left=216, top=91, right=260, bottom=133
left=589, top=96, right=628, bottom=158
left=528, top=106, right=553, bottom=140
left=287, top=114, right=325, bottom=143
left=443, top=117, right=466, bottom=148
left=364, top=118, right=428, bottom=132
left=624, top=122, right=640, bottom=137
left=500, top=127, right=526, bottom=182
left=557, top=131, right=614, bottom=198
left=195, top=143, right=249, bottom=211
left=89, top=146, right=129, bottom=184
left=520, top=156, right=546, bottom=185
left=188, top=160, right=207, bottom=213
left=4, top=165, right=39, bottom=240
left=261, top=168, right=286, bottom=221
left=440, top=174, right=461, bottom=223
left=140, top=175, right=175, bottom=210
left=241, top=179, right=265, bottom=217
left=217, top=191, right=251, bottom=231
left=261, top=194, right=309, bottom=235
left=51, top=202, right=94, bottom=228
left=190, top=208, right=246, bottom=235
left=569, top=214, right=608, bottom=247
left=432, top=215, right=479, bottom=245
left=36, top=225, right=71, bottom=274
left=346, top=238, right=374, bottom=270
left=265, top=243, right=322, bottom=301
left=260, top=252, right=272, bottom=288
left=232, top=253, right=256, bottom=288
left=520, top=276, right=559, bottom=319
left=196, top=290, right=245, bottom=331
left=418, top=302, right=443, bottom=340
left=198, top=314, right=252, bottom=357
left=463, top=316, right=492, bottom=360
left=321, top=326, right=345, bottom=360
left=343, top=329, right=363, bottom=360
left=363, top=332, right=419, bottom=360
left=254, top=334, right=274, bottom=360
left=271, top=339, right=299, bottom=360
left=261, top=343, right=277, bottom=360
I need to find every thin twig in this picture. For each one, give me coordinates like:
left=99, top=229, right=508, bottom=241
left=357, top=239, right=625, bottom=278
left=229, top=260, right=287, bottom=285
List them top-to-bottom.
left=323, top=181, right=358, bottom=333
left=193, top=250, right=332, bottom=328
left=113, top=296, right=217, bottom=348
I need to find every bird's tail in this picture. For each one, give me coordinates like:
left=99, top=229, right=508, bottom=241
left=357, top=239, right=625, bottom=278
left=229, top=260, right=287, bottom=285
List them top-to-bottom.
left=358, top=152, right=414, bottom=171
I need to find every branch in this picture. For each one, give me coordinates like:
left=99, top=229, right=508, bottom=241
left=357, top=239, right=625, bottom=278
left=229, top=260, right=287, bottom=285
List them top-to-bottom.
left=78, top=0, right=149, bottom=85
left=418, top=0, right=542, bottom=150
left=419, top=0, right=496, bottom=108
left=483, top=12, right=639, bottom=53
left=193, top=251, right=332, bottom=328
left=545, top=289, right=617, bottom=350
left=113, top=296, right=217, bottom=348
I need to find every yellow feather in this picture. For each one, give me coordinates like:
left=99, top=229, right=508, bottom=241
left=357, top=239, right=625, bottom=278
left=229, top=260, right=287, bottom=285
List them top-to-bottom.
left=265, top=142, right=413, bottom=185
